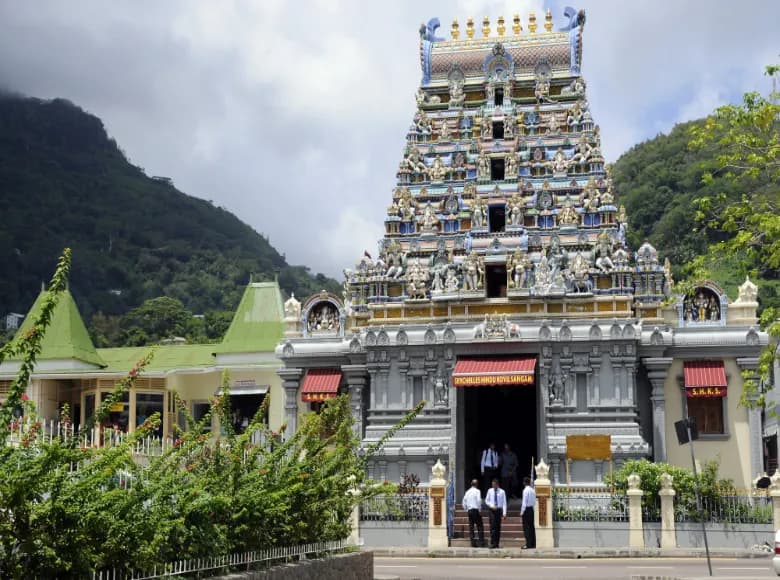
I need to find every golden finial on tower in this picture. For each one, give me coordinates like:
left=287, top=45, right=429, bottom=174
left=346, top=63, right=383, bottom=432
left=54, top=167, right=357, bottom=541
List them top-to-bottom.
left=544, top=9, right=553, bottom=32
left=528, top=12, right=537, bottom=33
left=512, top=14, right=522, bottom=35
left=497, top=15, right=505, bottom=36
left=482, top=16, right=490, bottom=37
left=466, top=17, right=474, bottom=39
left=451, top=19, right=460, bottom=40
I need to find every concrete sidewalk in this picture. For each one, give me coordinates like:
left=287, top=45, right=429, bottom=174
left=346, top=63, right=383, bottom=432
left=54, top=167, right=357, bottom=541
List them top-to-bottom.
left=370, top=546, right=774, bottom=560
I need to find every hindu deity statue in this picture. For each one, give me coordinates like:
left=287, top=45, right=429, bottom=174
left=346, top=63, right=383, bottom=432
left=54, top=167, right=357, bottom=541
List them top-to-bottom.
left=449, top=80, right=465, bottom=108
left=547, top=112, right=560, bottom=135
left=504, top=115, right=515, bottom=138
left=480, top=116, right=492, bottom=139
left=438, top=120, right=451, bottom=141
left=549, top=148, right=569, bottom=174
left=477, top=151, right=490, bottom=179
left=505, top=153, right=518, bottom=178
left=429, top=155, right=447, bottom=181
left=507, top=194, right=525, bottom=227
left=471, top=198, right=486, bottom=228
left=557, top=199, right=579, bottom=227
left=420, top=201, right=439, bottom=231
left=594, top=229, right=615, bottom=273
left=507, top=248, right=530, bottom=289
left=462, top=251, right=484, bottom=291
left=405, top=259, right=429, bottom=300
left=444, top=266, right=460, bottom=292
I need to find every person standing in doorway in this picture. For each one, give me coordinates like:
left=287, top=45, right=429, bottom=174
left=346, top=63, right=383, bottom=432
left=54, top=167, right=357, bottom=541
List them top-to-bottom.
left=480, top=442, right=499, bottom=493
left=500, top=443, right=519, bottom=498
left=520, top=476, right=536, bottom=549
left=461, top=478, right=485, bottom=548
left=485, top=478, right=506, bottom=549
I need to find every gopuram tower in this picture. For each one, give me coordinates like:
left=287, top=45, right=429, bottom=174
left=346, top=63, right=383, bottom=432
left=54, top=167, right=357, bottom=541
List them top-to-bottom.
left=278, top=8, right=766, bottom=491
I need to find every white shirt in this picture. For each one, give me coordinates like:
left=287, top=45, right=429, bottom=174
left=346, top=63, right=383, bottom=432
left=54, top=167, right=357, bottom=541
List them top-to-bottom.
left=481, top=448, right=498, bottom=472
left=521, top=485, right=537, bottom=515
left=462, top=487, right=483, bottom=511
left=486, top=487, right=507, bottom=516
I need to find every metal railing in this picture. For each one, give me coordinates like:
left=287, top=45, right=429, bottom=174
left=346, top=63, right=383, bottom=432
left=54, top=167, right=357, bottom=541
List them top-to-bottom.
left=553, top=487, right=628, bottom=522
left=360, top=493, right=429, bottom=522
left=675, top=494, right=773, bottom=525
left=93, top=539, right=352, bottom=579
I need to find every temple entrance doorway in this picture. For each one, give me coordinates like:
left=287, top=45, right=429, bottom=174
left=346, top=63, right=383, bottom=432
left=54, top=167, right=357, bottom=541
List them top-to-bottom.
left=462, top=384, right=537, bottom=498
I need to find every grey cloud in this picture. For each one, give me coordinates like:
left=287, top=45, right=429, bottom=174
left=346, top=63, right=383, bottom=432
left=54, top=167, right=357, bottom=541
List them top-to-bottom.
left=0, top=0, right=777, bottom=278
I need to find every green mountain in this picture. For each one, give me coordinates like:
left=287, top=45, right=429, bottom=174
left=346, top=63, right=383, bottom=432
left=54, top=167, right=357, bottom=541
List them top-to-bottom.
left=0, top=94, right=339, bottom=323
left=612, top=119, right=779, bottom=310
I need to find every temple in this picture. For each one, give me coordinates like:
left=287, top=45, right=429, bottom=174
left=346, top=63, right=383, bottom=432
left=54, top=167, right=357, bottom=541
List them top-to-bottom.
left=278, top=8, right=769, bottom=490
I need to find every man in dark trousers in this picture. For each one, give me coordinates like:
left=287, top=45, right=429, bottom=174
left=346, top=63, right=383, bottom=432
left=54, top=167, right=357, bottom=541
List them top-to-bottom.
left=480, top=442, right=499, bottom=493
left=500, top=443, right=519, bottom=498
left=520, top=476, right=537, bottom=549
left=461, top=478, right=485, bottom=547
left=485, top=478, right=506, bottom=549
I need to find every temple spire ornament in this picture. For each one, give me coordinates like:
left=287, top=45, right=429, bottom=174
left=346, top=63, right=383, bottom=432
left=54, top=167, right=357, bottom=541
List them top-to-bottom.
left=512, top=14, right=522, bottom=35
left=482, top=16, right=490, bottom=38
left=466, top=17, right=474, bottom=39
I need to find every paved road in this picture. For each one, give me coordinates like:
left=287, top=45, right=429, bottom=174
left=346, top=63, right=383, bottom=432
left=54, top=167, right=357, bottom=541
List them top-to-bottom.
left=374, top=557, right=776, bottom=579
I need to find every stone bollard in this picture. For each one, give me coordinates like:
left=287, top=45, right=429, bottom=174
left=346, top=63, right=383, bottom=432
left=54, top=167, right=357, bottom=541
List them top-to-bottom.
left=428, top=458, right=448, bottom=548
left=534, top=459, right=554, bottom=548
left=770, top=470, right=780, bottom=532
left=658, top=472, right=676, bottom=549
left=626, top=473, right=644, bottom=549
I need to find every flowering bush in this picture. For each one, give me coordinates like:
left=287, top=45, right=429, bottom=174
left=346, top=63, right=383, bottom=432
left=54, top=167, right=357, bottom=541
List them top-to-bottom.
left=0, top=250, right=423, bottom=578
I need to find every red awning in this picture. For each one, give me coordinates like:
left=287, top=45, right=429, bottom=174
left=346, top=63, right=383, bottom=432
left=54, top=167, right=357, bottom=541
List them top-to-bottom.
left=452, top=357, right=536, bottom=387
left=684, top=361, right=727, bottom=398
left=301, top=369, right=341, bottom=402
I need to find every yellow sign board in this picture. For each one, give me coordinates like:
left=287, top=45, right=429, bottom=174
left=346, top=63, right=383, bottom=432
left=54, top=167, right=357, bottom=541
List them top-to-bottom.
left=452, top=373, right=534, bottom=387
left=566, top=434, right=612, bottom=461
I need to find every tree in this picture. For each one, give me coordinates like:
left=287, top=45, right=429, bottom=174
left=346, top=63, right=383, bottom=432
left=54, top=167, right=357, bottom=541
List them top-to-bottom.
left=688, top=65, right=780, bottom=402
left=0, top=250, right=422, bottom=578
left=120, top=296, right=191, bottom=345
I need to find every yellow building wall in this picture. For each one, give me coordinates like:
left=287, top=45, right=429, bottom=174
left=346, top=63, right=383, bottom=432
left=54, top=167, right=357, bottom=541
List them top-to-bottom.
left=664, top=358, right=751, bottom=488
left=166, top=366, right=285, bottom=432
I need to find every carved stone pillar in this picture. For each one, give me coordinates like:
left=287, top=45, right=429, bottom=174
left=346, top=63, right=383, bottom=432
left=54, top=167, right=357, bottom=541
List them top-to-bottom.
left=589, top=346, right=601, bottom=403
left=643, top=357, right=673, bottom=463
left=738, top=357, right=763, bottom=480
left=398, top=361, right=409, bottom=409
left=343, top=364, right=368, bottom=439
left=277, top=367, right=303, bottom=438
left=428, top=459, right=448, bottom=548
left=534, top=459, right=554, bottom=548
left=626, top=473, right=644, bottom=549
left=659, top=474, right=677, bottom=549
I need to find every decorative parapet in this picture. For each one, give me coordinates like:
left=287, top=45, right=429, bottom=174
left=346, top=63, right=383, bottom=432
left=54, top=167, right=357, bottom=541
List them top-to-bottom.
left=728, top=276, right=759, bottom=326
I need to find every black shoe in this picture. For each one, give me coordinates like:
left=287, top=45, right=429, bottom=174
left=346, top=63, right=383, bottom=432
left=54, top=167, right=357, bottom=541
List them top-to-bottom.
left=471, top=542, right=478, bottom=548
left=521, top=545, right=529, bottom=549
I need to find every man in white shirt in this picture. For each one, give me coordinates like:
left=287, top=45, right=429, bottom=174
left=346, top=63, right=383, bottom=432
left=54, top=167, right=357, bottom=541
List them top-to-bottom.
left=480, top=442, right=499, bottom=493
left=520, top=476, right=537, bottom=549
left=461, top=478, right=485, bottom=547
left=485, top=478, right=507, bottom=549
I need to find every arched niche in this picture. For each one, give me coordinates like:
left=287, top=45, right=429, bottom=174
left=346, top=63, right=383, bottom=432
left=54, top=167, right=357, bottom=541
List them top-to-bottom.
left=676, top=281, right=728, bottom=327
left=301, top=292, right=345, bottom=338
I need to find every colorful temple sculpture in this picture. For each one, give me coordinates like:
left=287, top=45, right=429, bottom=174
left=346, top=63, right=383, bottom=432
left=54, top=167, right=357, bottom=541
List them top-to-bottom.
left=278, top=8, right=769, bottom=490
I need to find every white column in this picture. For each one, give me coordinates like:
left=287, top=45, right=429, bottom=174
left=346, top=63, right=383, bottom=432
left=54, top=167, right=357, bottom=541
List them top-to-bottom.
left=428, top=459, right=448, bottom=548
left=534, top=459, right=554, bottom=548
left=626, top=473, right=644, bottom=549
left=659, top=473, right=676, bottom=549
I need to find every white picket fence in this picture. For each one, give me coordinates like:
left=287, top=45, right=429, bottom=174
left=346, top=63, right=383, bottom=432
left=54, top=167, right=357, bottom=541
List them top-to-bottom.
left=6, top=418, right=175, bottom=455
left=92, top=539, right=353, bottom=579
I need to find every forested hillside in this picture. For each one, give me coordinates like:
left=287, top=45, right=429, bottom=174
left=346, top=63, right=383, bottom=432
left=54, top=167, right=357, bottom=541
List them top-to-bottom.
left=0, top=94, right=339, bottom=341
left=612, top=119, right=779, bottom=311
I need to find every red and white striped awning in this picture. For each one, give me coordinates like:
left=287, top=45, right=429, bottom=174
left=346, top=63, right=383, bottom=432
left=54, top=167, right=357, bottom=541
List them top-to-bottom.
left=452, top=357, right=536, bottom=387
left=684, top=360, right=727, bottom=398
left=301, top=369, right=341, bottom=402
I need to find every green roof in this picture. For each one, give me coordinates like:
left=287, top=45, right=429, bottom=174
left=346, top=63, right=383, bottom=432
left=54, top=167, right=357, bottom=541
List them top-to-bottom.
left=215, top=281, right=284, bottom=353
left=12, top=289, right=104, bottom=367
left=97, top=344, right=216, bottom=373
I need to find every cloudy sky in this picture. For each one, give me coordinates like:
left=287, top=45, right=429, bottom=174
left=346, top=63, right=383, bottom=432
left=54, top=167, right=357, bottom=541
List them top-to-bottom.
left=0, top=1, right=777, bottom=278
